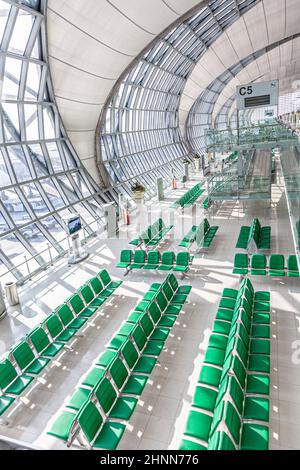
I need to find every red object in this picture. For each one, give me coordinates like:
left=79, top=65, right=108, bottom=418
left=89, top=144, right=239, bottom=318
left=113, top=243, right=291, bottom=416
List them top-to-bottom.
left=123, top=208, right=130, bottom=225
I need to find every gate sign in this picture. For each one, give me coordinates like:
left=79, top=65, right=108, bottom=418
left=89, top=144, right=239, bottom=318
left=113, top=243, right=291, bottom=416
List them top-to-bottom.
left=236, top=80, right=279, bottom=110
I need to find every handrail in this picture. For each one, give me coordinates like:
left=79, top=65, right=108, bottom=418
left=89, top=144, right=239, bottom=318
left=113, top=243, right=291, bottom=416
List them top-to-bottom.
left=0, top=214, right=106, bottom=286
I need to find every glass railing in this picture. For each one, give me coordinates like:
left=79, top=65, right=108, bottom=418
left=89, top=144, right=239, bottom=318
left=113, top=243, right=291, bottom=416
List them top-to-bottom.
left=206, top=123, right=298, bottom=151
left=280, top=146, right=300, bottom=261
left=0, top=215, right=106, bottom=286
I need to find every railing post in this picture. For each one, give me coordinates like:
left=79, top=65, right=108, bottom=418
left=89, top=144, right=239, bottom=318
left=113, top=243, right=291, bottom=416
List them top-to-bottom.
left=48, top=243, right=53, bottom=266
left=24, top=255, right=31, bottom=281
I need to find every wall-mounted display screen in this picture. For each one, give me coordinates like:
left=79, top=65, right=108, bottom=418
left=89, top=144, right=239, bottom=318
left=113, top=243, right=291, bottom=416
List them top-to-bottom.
left=68, top=216, right=82, bottom=235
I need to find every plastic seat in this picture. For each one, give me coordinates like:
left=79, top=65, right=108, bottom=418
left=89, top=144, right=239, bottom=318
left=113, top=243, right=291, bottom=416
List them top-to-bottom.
left=116, top=250, right=132, bottom=268
left=130, top=250, right=146, bottom=269
left=143, top=251, right=160, bottom=269
left=158, top=251, right=175, bottom=271
left=174, top=252, right=189, bottom=272
left=233, top=253, right=248, bottom=275
left=251, top=254, right=267, bottom=276
left=269, top=254, right=285, bottom=276
left=287, top=255, right=299, bottom=277
left=44, top=314, right=77, bottom=343
left=29, top=326, right=64, bottom=358
left=10, top=339, right=49, bottom=375
left=0, top=358, right=33, bottom=396
left=77, top=401, right=125, bottom=450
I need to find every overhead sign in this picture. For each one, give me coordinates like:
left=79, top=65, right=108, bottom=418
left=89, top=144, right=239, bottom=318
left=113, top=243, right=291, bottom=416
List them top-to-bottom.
left=236, top=80, right=279, bottom=110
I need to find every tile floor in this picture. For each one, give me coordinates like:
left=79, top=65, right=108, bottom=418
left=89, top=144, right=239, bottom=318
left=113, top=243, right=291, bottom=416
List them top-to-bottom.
left=0, top=164, right=299, bottom=450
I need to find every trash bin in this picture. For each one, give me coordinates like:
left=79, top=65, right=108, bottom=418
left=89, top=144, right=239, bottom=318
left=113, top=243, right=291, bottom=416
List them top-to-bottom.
left=4, top=281, right=19, bottom=306
left=0, top=282, right=6, bottom=319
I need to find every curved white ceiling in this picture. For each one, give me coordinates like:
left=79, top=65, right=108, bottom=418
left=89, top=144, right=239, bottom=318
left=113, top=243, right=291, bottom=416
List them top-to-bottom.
left=46, top=0, right=202, bottom=183
left=179, top=0, right=300, bottom=134
left=213, top=37, right=300, bottom=124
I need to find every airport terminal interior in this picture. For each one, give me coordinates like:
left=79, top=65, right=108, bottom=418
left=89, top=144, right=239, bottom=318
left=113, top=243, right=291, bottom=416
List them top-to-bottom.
left=0, top=0, right=300, bottom=451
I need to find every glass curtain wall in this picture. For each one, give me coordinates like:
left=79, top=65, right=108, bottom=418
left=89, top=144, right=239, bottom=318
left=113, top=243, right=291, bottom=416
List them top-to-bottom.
left=0, top=0, right=109, bottom=284
left=98, top=0, right=259, bottom=199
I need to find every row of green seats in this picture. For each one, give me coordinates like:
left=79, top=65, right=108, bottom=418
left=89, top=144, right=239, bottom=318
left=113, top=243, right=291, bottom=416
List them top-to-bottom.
left=171, top=183, right=205, bottom=208
left=129, top=218, right=173, bottom=247
left=195, top=218, right=219, bottom=250
left=236, top=218, right=271, bottom=250
left=117, top=250, right=194, bottom=275
left=233, top=253, right=299, bottom=277
left=0, top=270, right=122, bottom=423
left=47, top=274, right=192, bottom=450
left=180, top=278, right=270, bottom=450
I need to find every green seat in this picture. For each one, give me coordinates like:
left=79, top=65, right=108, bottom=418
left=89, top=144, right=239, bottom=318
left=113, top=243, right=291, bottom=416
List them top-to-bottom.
left=203, top=224, right=219, bottom=248
left=179, top=226, right=196, bottom=247
left=236, top=226, right=250, bottom=249
left=258, top=226, right=271, bottom=250
left=116, top=250, right=132, bottom=268
left=131, top=250, right=146, bottom=269
left=143, top=251, right=160, bottom=269
left=158, top=252, right=175, bottom=271
left=173, top=252, right=189, bottom=272
left=233, top=253, right=248, bottom=275
left=251, top=254, right=267, bottom=276
left=269, top=254, right=285, bottom=276
left=287, top=255, right=299, bottom=277
left=99, top=269, right=122, bottom=294
left=89, top=276, right=104, bottom=298
left=79, top=284, right=105, bottom=309
left=222, top=288, right=238, bottom=299
left=255, top=291, right=270, bottom=302
left=69, top=292, right=97, bottom=318
left=219, top=297, right=236, bottom=310
left=56, top=304, right=88, bottom=330
left=215, top=308, right=233, bottom=322
left=252, top=311, right=270, bottom=325
left=44, top=314, right=77, bottom=343
left=212, top=320, right=231, bottom=336
left=251, top=324, right=270, bottom=339
left=29, top=326, right=64, bottom=358
left=208, top=333, right=228, bottom=351
left=107, top=334, right=128, bottom=351
left=250, top=338, right=270, bottom=355
left=10, top=340, right=49, bottom=375
left=120, top=340, right=138, bottom=371
left=203, top=347, right=226, bottom=367
left=96, top=350, right=118, bottom=368
left=248, top=354, right=270, bottom=373
left=109, top=356, right=147, bottom=396
left=0, top=358, right=33, bottom=396
left=198, top=365, right=222, bottom=387
left=81, top=366, right=106, bottom=388
left=246, top=374, right=270, bottom=395
left=94, top=377, right=118, bottom=415
left=192, top=385, right=218, bottom=412
left=68, top=387, right=91, bottom=411
left=0, top=395, right=15, bottom=417
left=109, top=395, right=138, bottom=421
left=243, top=396, right=269, bottom=422
left=77, top=401, right=125, bottom=450
left=222, top=401, right=241, bottom=446
left=47, top=410, right=77, bottom=442
left=185, top=410, right=212, bottom=442
left=241, top=423, right=269, bottom=450
left=208, top=431, right=236, bottom=450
